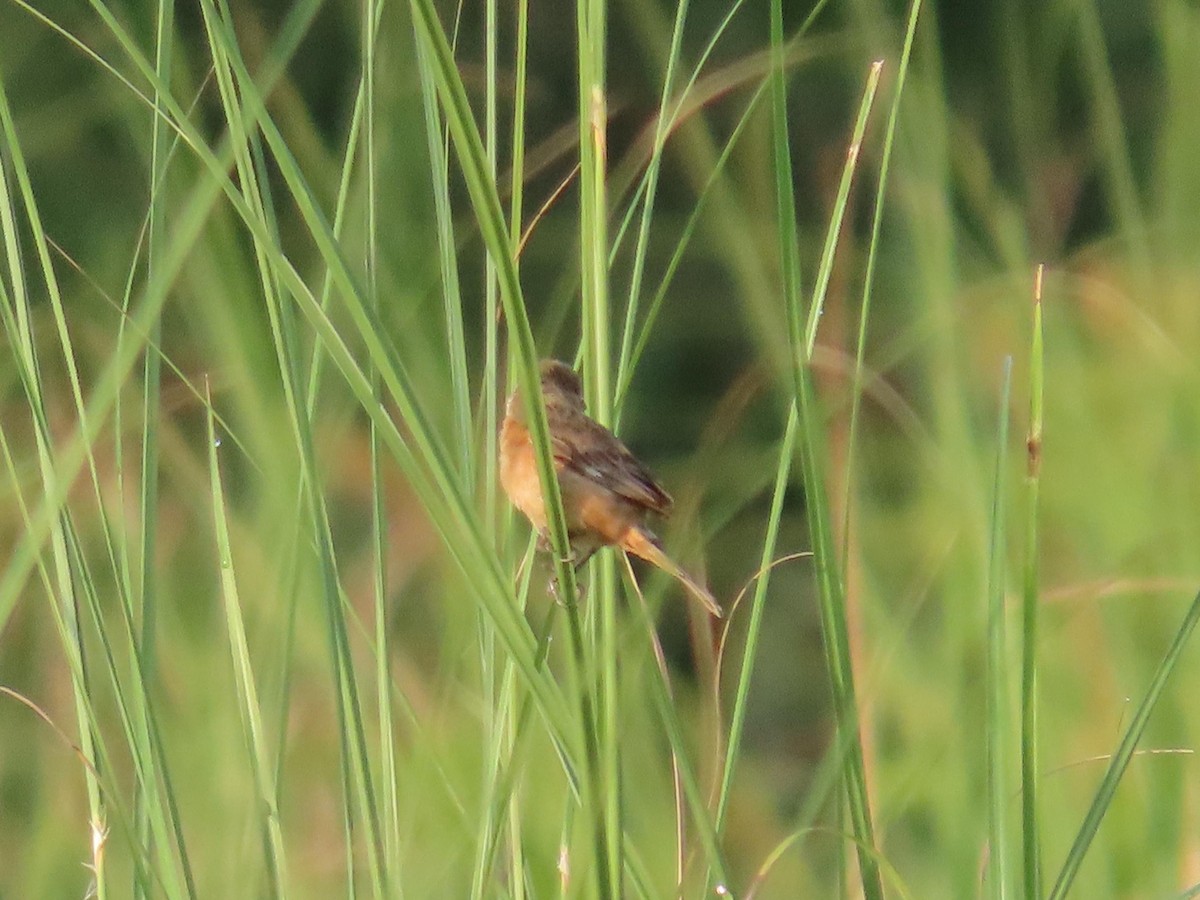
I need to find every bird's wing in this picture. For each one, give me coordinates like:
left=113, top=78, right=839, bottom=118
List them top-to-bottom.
left=561, top=417, right=673, bottom=515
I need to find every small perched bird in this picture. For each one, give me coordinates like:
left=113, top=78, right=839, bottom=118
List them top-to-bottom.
left=500, top=359, right=722, bottom=618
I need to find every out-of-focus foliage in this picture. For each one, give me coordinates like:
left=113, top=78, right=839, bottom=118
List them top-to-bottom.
left=1, top=0, right=1198, bottom=897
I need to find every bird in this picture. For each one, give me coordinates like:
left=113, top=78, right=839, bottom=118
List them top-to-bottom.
left=500, top=359, right=723, bottom=618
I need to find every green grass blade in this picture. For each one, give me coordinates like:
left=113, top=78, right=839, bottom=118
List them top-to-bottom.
left=122, top=0, right=579, bottom=763
left=359, top=0, right=402, bottom=884
left=407, top=0, right=615, bottom=893
left=576, top=0, right=622, bottom=892
left=613, top=0, right=691, bottom=398
left=841, top=0, right=922, bottom=567
left=770, top=1, right=883, bottom=895
left=198, top=4, right=388, bottom=891
left=413, top=30, right=472, bottom=486
left=803, top=60, right=882, bottom=350
left=0, top=66, right=201, bottom=900
left=1022, top=266, right=1046, bottom=898
left=986, top=357, right=1014, bottom=900
left=206, top=396, right=289, bottom=897
left=716, top=403, right=797, bottom=834
left=626, top=570, right=731, bottom=890
left=1047, top=589, right=1200, bottom=900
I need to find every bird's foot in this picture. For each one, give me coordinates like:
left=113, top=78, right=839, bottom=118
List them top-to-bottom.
left=547, top=574, right=586, bottom=609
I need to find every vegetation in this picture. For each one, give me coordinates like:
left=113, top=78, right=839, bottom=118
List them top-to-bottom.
left=1, top=0, right=1198, bottom=897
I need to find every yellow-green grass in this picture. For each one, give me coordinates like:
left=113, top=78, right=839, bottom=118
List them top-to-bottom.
left=1, top=1, right=1199, bottom=897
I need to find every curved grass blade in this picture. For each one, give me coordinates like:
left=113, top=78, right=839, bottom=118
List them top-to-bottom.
left=1047, top=588, right=1200, bottom=900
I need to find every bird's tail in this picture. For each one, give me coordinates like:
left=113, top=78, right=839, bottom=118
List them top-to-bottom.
left=622, top=527, right=723, bottom=618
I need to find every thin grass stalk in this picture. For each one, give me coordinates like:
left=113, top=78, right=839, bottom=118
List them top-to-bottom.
left=0, top=0, right=316, bottom=624
left=10, top=0, right=154, bottom=108
left=141, top=0, right=173, bottom=693
left=169, top=0, right=576, bottom=764
left=303, top=0, right=372, bottom=414
left=361, top=0, right=401, bottom=880
left=407, top=0, right=582, bottom=753
left=474, top=0, right=506, bottom=890
left=482, top=0, right=498, bottom=499
left=508, top=0, right=529, bottom=252
left=575, top=0, right=621, bottom=892
left=606, top=0, right=747, bottom=284
left=613, top=0, right=689, bottom=399
left=614, top=0, right=776, bottom=408
left=841, top=0, right=922, bottom=568
left=577, top=1, right=609, bottom=417
left=769, top=1, right=882, bottom=895
left=609, top=2, right=835, bottom=243
left=0, top=3, right=257, bottom=641
left=200, top=4, right=388, bottom=892
left=200, top=4, right=366, bottom=891
left=501, top=5, right=531, bottom=890
left=629, top=5, right=848, bottom=388
left=131, top=6, right=174, bottom=896
left=149, top=8, right=588, bottom=871
left=285, top=10, right=380, bottom=873
left=616, top=10, right=845, bottom=401
left=413, top=30, right=472, bottom=485
left=797, top=44, right=884, bottom=900
left=304, top=51, right=367, bottom=412
left=2, top=55, right=308, bottom=899
left=803, top=60, right=882, bottom=345
left=806, top=63, right=883, bottom=891
left=0, top=68, right=123, bottom=613
left=0, top=77, right=113, bottom=900
left=624, top=78, right=768, bottom=384
left=800, top=82, right=883, bottom=869
left=0, top=98, right=208, bottom=889
left=1021, top=266, right=1045, bottom=898
left=0, top=274, right=185, bottom=900
left=280, top=296, right=392, bottom=900
left=791, top=323, right=883, bottom=900
left=986, top=358, right=1014, bottom=900
left=207, top=396, right=289, bottom=896
left=716, top=404, right=797, bottom=834
left=0, top=422, right=131, bottom=821
left=0, top=434, right=97, bottom=870
left=51, top=531, right=182, bottom=899
left=621, top=557, right=686, bottom=892
left=624, top=569, right=731, bottom=890
left=1046, top=588, right=1200, bottom=899
left=555, top=596, right=610, bottom=894
left=474, top=600, right=562, bottom=897
left=475, top=672, right=522, bottom=900
left=501, top=679, right=527, bottom=900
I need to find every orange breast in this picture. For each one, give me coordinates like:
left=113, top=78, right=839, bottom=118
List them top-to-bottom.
left=502, top=415, right=646, bottom=557
left=500, top=417, right=547, bottom=530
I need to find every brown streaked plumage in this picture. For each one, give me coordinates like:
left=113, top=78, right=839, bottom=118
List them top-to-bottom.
left=500, top=359, right=722, bottom=618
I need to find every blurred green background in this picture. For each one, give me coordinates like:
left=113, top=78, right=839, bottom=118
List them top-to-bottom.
left=1, top=0, right=1198, bottom=897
